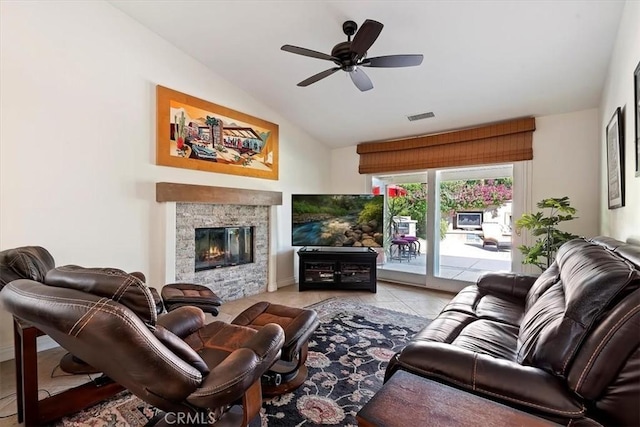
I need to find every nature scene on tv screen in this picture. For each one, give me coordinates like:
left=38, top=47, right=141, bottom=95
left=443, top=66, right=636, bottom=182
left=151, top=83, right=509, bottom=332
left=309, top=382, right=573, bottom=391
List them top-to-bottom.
left=292, top=195, right=383, bottom=247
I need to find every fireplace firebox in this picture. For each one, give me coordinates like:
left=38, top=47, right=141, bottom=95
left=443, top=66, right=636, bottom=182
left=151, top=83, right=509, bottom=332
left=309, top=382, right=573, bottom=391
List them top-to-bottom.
left=195, top=227, right=254, bottom=271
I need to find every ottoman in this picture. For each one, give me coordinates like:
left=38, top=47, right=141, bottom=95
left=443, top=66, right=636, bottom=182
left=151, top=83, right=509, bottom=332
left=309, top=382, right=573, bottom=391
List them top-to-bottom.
left=161, top=283, right=223, bottom=316
left=232, top=301, right=319, bottom=396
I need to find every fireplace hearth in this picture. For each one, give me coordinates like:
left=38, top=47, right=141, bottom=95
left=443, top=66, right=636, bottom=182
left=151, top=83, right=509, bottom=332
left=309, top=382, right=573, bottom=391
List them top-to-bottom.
left=195, top=226, right=253, bottom=271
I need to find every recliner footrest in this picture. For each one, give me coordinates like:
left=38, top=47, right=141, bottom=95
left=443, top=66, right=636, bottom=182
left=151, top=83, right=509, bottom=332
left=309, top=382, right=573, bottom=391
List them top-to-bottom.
left=161, top=283, right=222, bottom=316
left=231, top=301, right=319, bottom=396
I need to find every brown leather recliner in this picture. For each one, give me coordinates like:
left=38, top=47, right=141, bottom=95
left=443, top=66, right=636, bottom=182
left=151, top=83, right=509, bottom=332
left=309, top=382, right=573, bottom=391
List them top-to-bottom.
left=385, top=236, right=640, bottom=426
left=0, top=246, right=166, bottom=374
left=0, top=264, right=285, bottom=425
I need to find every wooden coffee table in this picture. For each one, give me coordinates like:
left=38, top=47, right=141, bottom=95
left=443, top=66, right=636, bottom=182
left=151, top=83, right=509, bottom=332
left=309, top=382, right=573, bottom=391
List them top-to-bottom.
left=357, top=370, right=560, bottom=427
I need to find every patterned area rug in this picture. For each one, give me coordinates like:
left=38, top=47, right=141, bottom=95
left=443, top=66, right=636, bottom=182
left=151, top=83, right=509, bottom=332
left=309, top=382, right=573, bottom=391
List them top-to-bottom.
left=55, top=298, right=430, bottom=426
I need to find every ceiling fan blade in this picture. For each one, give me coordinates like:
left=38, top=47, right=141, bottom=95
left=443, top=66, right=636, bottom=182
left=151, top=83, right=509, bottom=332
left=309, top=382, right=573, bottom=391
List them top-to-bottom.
left=350, top=19, right=383, bottom=61
left=281, top=45, right=338, bottom=62
left=361, top=54, right=424, bottom=68
left=297, top=67, right=341, bottom=87
left=349, top=67, right=373, bottom=92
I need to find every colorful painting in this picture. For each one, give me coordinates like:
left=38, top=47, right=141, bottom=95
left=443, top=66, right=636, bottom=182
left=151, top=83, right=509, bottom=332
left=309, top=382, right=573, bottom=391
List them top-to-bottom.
left=156, top=85, right=279, bottom=180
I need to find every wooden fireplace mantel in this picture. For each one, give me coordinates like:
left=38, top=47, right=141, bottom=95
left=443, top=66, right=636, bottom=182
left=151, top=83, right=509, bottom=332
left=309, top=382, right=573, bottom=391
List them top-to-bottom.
left=156, top=182, right=282, bottom=206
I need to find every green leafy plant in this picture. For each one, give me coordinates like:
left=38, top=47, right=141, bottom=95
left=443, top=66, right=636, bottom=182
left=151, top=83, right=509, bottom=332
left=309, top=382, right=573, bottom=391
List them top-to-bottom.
left=515, top=196, right=578, bottom=270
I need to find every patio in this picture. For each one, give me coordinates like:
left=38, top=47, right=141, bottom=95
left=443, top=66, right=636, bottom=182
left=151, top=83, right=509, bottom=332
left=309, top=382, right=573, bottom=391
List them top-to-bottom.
left=381, top=235, right=512, bottom=283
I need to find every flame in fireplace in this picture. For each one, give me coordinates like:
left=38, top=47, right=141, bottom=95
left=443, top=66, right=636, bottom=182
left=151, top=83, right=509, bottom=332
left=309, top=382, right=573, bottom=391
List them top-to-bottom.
left=207, top=245, right=224, bottom=259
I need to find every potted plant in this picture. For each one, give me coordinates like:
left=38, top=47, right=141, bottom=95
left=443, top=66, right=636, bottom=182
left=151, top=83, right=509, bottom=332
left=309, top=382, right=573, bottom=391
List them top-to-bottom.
left=515, top=196, right=578, bottom=270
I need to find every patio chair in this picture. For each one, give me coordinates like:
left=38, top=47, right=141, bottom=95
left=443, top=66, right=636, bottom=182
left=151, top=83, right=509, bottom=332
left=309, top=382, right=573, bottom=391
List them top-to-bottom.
left=480, top=222, right=511, bottom=250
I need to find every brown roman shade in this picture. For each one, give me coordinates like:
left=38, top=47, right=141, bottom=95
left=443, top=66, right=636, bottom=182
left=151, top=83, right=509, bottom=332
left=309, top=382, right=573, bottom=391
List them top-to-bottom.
left=357, top=117, right=535, bottom=174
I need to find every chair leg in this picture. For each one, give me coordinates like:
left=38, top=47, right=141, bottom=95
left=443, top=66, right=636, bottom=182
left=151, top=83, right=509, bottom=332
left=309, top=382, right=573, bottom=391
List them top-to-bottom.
left=240, top=380, right=262, bottom=426
left=151, top=381, right=263, bottom=426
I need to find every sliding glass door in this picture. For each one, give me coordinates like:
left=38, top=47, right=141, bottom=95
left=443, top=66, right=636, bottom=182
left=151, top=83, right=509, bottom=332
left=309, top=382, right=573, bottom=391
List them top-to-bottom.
left=374, top=164, right=520, bottom=291
left=373, top=174, right=428, bottom=283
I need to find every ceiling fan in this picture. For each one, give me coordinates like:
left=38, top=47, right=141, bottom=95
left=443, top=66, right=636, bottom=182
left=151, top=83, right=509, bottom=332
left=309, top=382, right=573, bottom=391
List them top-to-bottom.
left=281, top=19, right=423, bottom=92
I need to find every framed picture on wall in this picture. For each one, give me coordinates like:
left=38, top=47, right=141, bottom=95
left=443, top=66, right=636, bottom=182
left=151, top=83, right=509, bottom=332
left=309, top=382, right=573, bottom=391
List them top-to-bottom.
left=634, top=61, right=640, bottom=177
left=156, top=85, right=279, bottom=180
left=606, top=107, right=624, bottom=209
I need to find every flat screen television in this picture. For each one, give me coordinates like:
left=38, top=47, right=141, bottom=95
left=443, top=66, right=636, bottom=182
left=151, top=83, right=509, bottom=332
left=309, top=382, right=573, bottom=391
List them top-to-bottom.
left=292, top=194, right=384, bottom=247
left=454, top=211, right=483, bottom=229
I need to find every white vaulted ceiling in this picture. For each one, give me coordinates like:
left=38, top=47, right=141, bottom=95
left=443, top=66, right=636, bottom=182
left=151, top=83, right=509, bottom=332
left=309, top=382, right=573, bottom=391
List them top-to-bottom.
left=109, top=0, right=625, bottom=148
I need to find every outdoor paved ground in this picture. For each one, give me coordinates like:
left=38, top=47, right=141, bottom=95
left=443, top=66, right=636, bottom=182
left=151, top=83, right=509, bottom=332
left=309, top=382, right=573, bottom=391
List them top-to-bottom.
left=382, top=236, right=512, bottom=282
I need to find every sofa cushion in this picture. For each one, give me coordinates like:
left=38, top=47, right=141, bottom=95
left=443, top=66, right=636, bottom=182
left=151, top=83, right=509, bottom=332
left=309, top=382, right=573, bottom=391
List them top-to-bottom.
left=517, top=239, right=640, bottom=376
left=441, top=285, right=525, bottom=326
left=408, top=310, right=476, bottom=344
left=451, top=319, right=519, bottom=361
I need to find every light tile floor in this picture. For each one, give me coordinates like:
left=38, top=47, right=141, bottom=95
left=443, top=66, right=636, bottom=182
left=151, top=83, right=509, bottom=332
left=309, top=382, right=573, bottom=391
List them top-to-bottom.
left=0, top=281, right=453, bottom=426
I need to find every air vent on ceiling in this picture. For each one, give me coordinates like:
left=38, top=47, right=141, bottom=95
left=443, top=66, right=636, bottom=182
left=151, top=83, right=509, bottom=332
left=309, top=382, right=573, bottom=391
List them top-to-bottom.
left=407, top=112, right=435, bottom=122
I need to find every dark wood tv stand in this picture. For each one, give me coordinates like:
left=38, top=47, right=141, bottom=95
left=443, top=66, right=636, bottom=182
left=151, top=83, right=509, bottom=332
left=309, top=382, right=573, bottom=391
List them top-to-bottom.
left=297, top=247, right=377, bottom=293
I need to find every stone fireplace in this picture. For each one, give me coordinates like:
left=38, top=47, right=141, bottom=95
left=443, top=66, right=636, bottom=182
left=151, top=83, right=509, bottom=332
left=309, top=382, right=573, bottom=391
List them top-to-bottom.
left=157, top=183, right=282, bottom=301
left=175, top=203, right=268, bottom=300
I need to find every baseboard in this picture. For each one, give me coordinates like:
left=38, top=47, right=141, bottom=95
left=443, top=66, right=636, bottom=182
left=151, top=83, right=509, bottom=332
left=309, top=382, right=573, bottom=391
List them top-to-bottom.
left=277, top=276, right=296, bottom=289
left=0, top=335, right=60, bottom=362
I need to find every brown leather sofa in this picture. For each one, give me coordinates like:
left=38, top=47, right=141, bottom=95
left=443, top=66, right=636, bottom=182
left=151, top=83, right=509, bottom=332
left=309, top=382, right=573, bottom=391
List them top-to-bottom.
left=386, top=236, right=640, bottom=426
left=0, top=264, right=285, bottom=425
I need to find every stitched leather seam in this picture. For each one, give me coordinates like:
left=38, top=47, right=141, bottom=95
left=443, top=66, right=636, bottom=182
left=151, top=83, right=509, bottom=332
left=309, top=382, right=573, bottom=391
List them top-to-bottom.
left=13, top=254, right=34, bottom=280
left=54, top=267, right=157, bottom=324
left=112, top=274, right=130, bottom=300
left=6, top=284, right=105, bottom=305
left=6, top=286, right=200, bottom=381
left=70, top=298, right=110, bottom=336
left=574, top=303, right=640, bottom=391
left=84, top=304, right=201, bottom=381
left=91, top=305, right=201, bottom=381
left=260, top=328, right=285, bottom=357
left=192, top=364, right=257, bottom=395
left=399, top=365, right=584, bottom=416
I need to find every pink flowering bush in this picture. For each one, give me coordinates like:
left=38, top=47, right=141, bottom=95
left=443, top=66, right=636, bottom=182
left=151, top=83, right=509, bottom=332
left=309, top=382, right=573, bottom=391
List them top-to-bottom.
left=440, top=179, right=512, bottom=215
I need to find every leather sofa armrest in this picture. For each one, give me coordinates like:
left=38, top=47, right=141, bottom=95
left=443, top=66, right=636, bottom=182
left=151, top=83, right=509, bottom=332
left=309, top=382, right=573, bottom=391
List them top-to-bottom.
left=476, top=272, right=538, bottom=302
left=157, top=306, right=206, bottom=338
left=390, top=342, right=585, bottom=419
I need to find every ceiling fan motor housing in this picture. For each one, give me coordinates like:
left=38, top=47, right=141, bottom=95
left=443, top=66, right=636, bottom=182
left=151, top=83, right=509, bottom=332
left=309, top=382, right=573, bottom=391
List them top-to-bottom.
left=331, top=42, right=356, bottom=67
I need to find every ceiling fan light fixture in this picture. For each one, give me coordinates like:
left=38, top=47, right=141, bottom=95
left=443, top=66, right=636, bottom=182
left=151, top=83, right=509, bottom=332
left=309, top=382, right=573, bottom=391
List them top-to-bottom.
left=282, top=19, right=423, bottom=92
left=407, top=112, right=435, bottom=121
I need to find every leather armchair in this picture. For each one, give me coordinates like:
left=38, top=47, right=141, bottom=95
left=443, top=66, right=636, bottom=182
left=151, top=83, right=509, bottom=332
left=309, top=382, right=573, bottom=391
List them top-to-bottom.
left=0, top=265, right=285, bottom=425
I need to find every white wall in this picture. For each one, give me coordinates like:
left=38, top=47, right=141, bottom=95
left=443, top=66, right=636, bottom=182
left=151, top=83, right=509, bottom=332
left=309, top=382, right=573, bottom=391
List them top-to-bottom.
left=599, top=0, right=640, bottom=243
left=0, top=1, right=330, bottom=357
left=532, top=109, right=601, bottom=238
left=331, top=146, right=369, bottom=193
